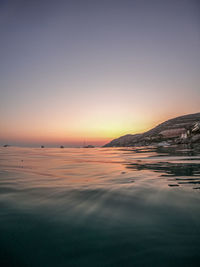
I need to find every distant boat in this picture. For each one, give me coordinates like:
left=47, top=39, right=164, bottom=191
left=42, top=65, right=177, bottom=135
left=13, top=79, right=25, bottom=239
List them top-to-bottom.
left=3, top=144, right=10, bottom=147
left=41, top=145, right=45, bottom=148
left=83, top=145, right=95, bottom=148
left=60, top=146, right=64, bottom=148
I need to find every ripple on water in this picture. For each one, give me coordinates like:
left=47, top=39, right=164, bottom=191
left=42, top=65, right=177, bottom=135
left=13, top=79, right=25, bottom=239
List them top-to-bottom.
left=0, top=146, right=200, bottom=266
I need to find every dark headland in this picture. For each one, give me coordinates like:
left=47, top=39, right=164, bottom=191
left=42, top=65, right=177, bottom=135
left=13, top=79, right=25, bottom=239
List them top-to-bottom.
left=104, top=112, right=200, bottom=147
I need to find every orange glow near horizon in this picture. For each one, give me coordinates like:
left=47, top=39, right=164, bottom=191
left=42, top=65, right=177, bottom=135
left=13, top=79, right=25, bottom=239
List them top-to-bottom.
left=0, top=0, right=200, bottom=147
left=0, top=111, right=190, bottom=146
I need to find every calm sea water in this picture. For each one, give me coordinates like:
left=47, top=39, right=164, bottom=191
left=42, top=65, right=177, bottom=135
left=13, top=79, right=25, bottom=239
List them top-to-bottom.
left=0, top=146, right=200, bottom=267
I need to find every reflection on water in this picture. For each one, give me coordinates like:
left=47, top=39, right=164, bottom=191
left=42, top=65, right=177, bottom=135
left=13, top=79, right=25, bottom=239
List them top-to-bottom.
left=0, top=146, right=200, bottom=267
left=125, top=146, right=200, bottom=189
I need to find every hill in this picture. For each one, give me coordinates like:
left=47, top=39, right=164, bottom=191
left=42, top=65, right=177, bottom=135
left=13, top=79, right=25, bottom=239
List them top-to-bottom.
left=104, top=113, right=200, bottom=147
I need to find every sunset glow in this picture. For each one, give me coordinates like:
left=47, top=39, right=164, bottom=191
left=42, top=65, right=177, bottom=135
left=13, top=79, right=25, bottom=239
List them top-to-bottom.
left=0, top=0, right=199, bottom=147
left=1, top=1, right=200, bottom=266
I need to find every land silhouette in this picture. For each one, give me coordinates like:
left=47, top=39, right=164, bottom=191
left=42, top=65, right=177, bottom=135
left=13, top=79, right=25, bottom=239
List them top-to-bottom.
left=104, top=113, right=200, bottom=147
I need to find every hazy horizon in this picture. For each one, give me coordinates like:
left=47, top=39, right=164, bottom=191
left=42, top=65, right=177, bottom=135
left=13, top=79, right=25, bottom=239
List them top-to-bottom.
left=1, top=0, right=200, bottom=146
left=1, top=111, right=200, bottom=147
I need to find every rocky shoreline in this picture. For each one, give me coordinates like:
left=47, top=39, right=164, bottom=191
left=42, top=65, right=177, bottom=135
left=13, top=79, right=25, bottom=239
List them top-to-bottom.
left=104, top=113, right=200, bottom=147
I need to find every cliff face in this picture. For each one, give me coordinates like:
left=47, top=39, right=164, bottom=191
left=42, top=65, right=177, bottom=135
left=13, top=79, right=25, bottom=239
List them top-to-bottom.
left=104, top=113, right=200, bottom=147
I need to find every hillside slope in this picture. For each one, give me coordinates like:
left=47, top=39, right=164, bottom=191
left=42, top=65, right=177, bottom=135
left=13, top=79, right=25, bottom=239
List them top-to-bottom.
left=104, top=113, right=200, bottom=147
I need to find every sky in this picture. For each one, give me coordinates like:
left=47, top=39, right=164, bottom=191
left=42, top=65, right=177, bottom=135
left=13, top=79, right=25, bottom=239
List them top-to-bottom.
left=0, top=0, right=200, bottom=147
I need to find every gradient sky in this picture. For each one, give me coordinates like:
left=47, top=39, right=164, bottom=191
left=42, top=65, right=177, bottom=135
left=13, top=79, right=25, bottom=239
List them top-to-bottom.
left=0, top=0, right=200, bottom=147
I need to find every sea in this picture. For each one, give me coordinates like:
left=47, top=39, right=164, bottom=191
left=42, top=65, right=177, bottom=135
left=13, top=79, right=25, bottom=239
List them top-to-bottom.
left=0, top=146, right=200, bottom=267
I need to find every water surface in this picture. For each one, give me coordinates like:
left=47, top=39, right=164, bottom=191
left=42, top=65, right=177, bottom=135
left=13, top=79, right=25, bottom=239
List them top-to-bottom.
left=0, top=146, right=200, bottom=266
